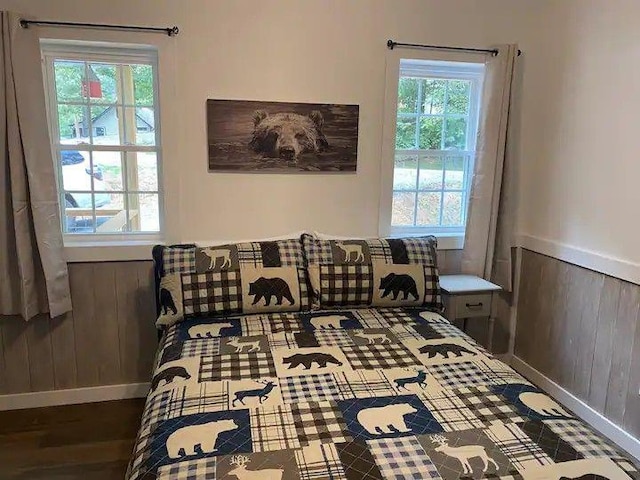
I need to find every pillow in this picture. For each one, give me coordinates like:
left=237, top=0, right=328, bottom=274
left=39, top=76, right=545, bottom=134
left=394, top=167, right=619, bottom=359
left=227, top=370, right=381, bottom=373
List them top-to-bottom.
left=192, top=231, right=310, bottom=246
left=301, top=233, right=442, bottom=311
left=154, top=239, right=309, bottom=327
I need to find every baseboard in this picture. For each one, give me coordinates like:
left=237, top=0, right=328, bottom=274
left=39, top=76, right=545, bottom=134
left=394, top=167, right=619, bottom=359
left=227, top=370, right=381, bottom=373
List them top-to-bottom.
left=516, top=234, right=640, bottom=286
left=494, top=352, right=512, bottom=363
left=511, top=356, right=640, bottom=462
left=0, top=382, right=149, bottom=411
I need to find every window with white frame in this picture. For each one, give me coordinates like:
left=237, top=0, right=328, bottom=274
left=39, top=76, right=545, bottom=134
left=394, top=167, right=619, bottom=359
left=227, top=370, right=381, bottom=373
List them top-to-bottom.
left=41, top=42, right=162, bottom=238
left=387, top=59, right=484, bottom=238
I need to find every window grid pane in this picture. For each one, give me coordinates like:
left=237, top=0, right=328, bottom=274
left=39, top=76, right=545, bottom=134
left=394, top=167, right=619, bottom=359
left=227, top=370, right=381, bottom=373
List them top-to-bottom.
left=48, top=51, right=161, bottom=235
left=393, top=66, right=480, bottom=230
left=398, top=82, right=473, bottom=153
left=391, top=153, right=471, bottom=228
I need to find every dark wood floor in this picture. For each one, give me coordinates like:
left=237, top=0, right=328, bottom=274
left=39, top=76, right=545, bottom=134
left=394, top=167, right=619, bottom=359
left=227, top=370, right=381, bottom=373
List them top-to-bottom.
left=0, top=398, right=145, bottom=480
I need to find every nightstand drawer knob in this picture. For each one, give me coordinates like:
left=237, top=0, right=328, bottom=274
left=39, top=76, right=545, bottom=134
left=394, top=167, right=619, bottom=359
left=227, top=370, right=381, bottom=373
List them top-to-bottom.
left=465, top=302, right=483, bottom=309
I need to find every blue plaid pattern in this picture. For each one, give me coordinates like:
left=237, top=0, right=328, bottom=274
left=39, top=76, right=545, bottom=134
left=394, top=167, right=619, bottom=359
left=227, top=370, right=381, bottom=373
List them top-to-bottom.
left=127, top=307, right=638, bottom=480
left=280, top=373, right=342, bottom=403
left=368, top=436, right=442, bottom=479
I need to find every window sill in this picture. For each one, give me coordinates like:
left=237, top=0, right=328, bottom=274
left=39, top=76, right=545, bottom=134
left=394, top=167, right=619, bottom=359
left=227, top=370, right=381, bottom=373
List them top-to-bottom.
left=64, top=240, right=163, bottom=263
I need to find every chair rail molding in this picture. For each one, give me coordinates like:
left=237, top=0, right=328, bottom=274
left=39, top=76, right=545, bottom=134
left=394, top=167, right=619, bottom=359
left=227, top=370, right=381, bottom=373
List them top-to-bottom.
left=516, top=233, right=640, bottom=286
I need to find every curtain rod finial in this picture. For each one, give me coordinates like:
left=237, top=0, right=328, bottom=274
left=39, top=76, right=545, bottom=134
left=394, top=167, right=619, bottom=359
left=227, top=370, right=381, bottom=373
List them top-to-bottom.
left=19, top=19, right=29, bottom=28
left=168, top=26, right=179, bottom=36
left=387, top=39, right=395, bottom=50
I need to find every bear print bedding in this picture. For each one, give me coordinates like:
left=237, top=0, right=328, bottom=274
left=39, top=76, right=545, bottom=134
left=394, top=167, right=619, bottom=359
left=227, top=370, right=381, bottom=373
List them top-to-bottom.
left=126, top=308, right=639, bottom=480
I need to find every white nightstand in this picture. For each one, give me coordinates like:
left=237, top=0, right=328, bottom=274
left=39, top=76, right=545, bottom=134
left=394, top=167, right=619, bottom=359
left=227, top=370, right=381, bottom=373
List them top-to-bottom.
left=439, top=275, right=502, bottom=352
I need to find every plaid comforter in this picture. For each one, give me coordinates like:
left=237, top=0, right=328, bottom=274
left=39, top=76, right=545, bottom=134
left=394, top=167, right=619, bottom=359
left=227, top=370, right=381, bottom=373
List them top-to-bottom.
left=126, top=308, right=639, bottom=480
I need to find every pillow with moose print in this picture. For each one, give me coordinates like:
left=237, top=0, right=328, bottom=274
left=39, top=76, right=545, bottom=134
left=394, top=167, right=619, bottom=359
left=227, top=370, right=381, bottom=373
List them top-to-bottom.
left=301, top=233, right=442, bottom=312
left=153, top=240, right=309, bottom=327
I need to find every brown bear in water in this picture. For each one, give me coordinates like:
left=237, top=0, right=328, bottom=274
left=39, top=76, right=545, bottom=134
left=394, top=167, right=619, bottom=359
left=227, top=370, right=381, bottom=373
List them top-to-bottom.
left=249, top=110, right=329, bottom=161
left=249, top=277, right=295, bottom=306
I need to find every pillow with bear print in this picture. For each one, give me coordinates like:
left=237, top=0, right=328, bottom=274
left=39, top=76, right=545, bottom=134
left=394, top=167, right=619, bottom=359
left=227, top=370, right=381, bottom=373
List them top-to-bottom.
left=301, top=233, right=442, bottom=312
left=153, top=240, right=310, bottom=327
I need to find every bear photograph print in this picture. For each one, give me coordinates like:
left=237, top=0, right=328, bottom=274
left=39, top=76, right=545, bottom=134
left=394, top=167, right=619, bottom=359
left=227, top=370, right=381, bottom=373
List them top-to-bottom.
left=207, top=99, right=359, bottom=172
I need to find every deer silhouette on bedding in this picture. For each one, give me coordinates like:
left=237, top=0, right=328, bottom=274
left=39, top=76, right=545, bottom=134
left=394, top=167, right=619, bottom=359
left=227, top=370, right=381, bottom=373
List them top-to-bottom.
left=227, top=336, right=261, bottom=353
left=231, top=380, right=276, bottom=407
left=430, top=434, right=499, bottom=475
left=228, top=454, right=284, bottom=480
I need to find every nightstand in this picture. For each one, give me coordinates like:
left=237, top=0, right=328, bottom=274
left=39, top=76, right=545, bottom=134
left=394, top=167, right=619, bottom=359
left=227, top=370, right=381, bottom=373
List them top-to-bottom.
left=439, top=275, right=502, bottom=352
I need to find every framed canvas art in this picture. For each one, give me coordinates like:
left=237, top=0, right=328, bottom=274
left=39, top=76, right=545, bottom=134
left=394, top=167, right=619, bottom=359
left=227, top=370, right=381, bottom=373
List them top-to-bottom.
left=207, top=99, right=359, bottom=172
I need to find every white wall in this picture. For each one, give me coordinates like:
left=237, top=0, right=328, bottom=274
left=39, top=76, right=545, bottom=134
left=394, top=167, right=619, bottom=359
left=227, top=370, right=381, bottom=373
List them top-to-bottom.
left=3, top=0, right=542, bottom=244
left=517, top=0, right=640, bottom=267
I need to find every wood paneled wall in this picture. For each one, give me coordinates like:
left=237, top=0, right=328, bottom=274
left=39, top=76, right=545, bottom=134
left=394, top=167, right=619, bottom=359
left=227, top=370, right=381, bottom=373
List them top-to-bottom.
left=515, top=249, right=640, bottom=438
left=0, top=262, right=158, bottom=395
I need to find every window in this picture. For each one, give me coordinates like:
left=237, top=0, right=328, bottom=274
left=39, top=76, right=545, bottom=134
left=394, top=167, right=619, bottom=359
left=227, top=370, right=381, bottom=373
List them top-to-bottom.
left=41, top=42, right=162, bottom=238
left=381, top=58, right=484, bottom=243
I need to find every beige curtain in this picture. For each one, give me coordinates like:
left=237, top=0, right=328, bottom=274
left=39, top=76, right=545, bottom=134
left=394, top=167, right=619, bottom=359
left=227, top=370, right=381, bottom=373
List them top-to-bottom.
left=0, top=12, right=72, bottom=320
left=461, top=44, right=518, bottom=291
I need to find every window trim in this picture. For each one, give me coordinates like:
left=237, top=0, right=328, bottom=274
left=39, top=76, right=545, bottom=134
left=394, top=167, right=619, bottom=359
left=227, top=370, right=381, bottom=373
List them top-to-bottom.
left=40, top=40, right=165, bottom=245
left=379, top=49, right=485, bottom=248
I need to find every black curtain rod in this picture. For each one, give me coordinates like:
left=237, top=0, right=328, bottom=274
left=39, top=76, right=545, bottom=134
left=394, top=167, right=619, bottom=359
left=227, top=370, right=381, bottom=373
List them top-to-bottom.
left=19, top=19, right=179, bottom=36
left=387, top=39, right=521, bottom=57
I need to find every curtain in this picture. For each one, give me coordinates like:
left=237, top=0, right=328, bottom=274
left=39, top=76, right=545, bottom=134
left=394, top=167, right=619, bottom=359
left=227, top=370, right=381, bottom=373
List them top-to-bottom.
left=0, top=12, right=72, bottom=320
left=461, top=44, right=518, bottom=291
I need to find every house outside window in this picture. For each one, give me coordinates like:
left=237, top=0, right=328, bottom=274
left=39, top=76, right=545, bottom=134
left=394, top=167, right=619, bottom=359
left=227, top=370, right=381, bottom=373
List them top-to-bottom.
left=41, top=41, right=163, bottom=239
left=380, top=56, right=484, bottom=248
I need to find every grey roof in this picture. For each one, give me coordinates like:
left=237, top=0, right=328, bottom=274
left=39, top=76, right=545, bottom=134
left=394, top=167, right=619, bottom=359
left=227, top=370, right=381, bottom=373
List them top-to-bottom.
left=70, top=105, right=155, bottom=129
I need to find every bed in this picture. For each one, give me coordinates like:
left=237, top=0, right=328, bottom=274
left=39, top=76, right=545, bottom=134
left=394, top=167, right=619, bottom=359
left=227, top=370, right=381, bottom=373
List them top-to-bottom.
left=126, top=237, right=639, bottom=480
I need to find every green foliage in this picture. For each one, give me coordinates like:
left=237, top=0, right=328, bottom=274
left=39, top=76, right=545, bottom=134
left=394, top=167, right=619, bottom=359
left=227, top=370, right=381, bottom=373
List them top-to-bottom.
left=53, top=61, right=154, bottom=140
left=132, top=65, right=154, bottom=106
left=395, top=76, right=471, bottom=151
left=397, top=78, right=418, bottom=113
left=422, top=79, right=445, bottom=114
left=446, top=80, right=470, bottom=114
left=419, top=117, right=442, bottom=150
left=444, top=117, right=467, bottom=149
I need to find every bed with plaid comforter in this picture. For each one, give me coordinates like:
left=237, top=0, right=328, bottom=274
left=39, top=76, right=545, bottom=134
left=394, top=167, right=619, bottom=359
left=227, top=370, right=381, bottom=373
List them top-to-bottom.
left=126, top=308, right=639, bottom=480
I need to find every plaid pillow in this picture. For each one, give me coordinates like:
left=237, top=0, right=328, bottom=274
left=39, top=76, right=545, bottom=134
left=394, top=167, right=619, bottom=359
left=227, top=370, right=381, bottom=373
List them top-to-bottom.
left=302, top=234, right=442, bottom=312
left=154, top=240, right=310, bottom=327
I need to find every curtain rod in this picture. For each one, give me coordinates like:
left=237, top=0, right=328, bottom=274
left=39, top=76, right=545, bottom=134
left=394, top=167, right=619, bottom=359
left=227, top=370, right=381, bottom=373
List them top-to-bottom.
left=19, top=19, right=179, bottom=36
left=387, top=39, right=521, bottom=57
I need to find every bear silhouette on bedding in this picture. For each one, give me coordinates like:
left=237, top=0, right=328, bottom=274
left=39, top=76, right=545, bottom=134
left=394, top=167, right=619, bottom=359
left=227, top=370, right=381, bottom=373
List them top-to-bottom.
left=249, top=110, right=329, bottom=161
left=379, top=273, right=419, bottom=301
left=249, top=277, right=295, bottom=306
left=159, top=287, right=177, bottom=315
left=418, top=343, right=475, bottom=358
left=283, top=352, right=342, bottom=370
left=151, top=366, right=191, bottom=391
left=357, top=403, right=417, bottom=435
left=166, top=419, right=238, bottom=459
left=560, top=476, right=610, bottom=480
